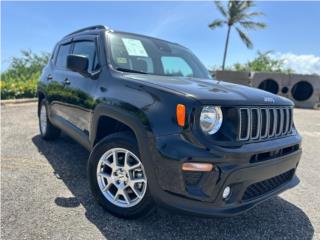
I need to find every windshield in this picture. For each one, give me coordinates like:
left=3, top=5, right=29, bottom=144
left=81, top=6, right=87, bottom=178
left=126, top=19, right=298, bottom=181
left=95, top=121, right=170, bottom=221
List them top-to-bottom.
left=107, top=32, right=211, bottom=79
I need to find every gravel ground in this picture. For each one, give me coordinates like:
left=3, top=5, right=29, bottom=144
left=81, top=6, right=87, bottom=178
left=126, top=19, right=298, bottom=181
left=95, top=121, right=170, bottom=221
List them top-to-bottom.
left=1, top=103, right=320, bottom=240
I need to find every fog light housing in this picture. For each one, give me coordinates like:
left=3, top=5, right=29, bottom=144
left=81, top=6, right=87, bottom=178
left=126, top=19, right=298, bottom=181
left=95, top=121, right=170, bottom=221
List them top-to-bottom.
left=222, top=186, right=231, bottom=199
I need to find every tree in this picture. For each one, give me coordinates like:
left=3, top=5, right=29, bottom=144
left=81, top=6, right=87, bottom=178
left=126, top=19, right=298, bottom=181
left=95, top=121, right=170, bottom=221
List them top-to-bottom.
left=209, top=0, right=266, bottom=70
left=1, top=50, right=50, bottom=99
left=1, top=50, right=50, bottom=82
left=232, top=51, right=294, bottom=73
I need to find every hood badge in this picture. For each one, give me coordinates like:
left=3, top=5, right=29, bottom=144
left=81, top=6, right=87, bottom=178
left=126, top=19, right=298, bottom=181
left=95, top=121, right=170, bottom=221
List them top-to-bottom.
left=264, top=97, right=275, bottom=103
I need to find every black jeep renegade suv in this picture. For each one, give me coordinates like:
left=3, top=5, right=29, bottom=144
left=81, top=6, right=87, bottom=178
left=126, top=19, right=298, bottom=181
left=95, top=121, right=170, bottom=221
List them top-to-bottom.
left=37, top=25, right=302, bottom=219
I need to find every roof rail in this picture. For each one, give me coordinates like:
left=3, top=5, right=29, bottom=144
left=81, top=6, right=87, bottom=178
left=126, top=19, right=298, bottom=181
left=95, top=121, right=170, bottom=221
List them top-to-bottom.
left=65, top=25, right=110, bottom=37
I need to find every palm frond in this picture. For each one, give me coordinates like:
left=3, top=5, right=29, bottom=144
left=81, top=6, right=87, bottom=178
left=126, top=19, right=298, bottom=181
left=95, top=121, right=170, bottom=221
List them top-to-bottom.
left=215, top=1, right=228, bottom=17
left=228, top=1, right=240, bottom=22
left=241, top=1, right=256, bottom=10
left=232, top=10, right=265, bottom=24
left=246, top=11, right=265, bottom=18
left=232, top=13, right=249, bottom=22
left=208, top=19, right=226, bottom=29
left=240, top=21, right=267, bottom=30
left=235, top=27, right=253, bottom=49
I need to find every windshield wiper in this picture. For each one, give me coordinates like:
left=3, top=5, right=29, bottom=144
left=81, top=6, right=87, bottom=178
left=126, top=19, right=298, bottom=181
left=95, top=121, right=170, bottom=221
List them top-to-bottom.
left=115, top=67, right=147, bottom=74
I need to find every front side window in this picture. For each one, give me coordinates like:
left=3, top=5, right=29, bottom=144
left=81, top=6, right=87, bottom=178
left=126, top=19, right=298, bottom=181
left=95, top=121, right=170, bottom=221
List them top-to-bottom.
left=107, top=33, right=210, bottom=79
left=72, top=41, right=99, bottom=72
left=55, top=43, right=72, bottom=68
left=161, top=56, right=193, bottom=77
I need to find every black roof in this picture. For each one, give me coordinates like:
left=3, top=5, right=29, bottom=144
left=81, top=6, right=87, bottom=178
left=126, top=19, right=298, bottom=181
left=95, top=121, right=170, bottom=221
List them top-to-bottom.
left=62, top=25, right=182, bottom=47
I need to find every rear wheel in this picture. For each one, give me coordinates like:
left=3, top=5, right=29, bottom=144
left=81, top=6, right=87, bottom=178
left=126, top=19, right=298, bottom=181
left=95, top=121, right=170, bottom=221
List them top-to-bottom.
left=39, top=99, right=61, bottom=140
left=88, top=132, right=154, bottom=219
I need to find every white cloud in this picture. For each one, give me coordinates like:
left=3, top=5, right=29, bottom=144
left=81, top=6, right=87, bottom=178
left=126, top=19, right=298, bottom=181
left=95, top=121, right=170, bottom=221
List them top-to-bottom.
left=272, top=53, right=320, bottom=75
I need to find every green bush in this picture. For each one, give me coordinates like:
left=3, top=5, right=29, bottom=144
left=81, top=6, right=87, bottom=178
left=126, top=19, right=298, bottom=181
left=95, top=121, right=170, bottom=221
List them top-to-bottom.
left=1, top=50, right=50, bottom=99
left=209, top=51, right=294, bottom=74
left=231, top=51, right=294, bottom=74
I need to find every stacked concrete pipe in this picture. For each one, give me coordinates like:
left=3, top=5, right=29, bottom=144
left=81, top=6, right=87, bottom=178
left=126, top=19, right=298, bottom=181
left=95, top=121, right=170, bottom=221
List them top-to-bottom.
left=214, top=70, right=320, bottom=109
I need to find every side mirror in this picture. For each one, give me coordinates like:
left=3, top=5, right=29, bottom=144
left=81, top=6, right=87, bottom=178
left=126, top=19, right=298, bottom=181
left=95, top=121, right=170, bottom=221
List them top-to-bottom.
left=66, top=54, right=89, bottom=74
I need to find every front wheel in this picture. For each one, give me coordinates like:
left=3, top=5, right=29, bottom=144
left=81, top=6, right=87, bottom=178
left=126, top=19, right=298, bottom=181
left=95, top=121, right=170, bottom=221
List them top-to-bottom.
left=88, top=132, right=154, bottom=219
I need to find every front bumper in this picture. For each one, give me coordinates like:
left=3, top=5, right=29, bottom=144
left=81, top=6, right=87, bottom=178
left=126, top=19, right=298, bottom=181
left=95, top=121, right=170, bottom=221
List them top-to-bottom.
left=144, top=133, right=302, bottom=217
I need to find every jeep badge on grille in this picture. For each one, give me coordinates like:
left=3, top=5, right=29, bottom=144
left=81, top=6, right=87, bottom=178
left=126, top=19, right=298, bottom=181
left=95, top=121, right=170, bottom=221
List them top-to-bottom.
left=264, top=97, right=275, bottom=103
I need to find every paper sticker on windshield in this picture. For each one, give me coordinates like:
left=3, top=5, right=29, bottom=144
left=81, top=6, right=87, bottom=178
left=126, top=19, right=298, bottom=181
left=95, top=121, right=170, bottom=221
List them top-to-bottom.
left=122, top=38, right=148, bottom=57
left=116, top=57, right=128, bottom=64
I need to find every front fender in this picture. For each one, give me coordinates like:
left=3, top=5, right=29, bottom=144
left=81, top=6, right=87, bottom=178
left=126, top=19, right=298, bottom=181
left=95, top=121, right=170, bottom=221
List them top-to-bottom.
left=90, top=102, right=153, bottom=150
left=90, top=102, right=163, bottom=199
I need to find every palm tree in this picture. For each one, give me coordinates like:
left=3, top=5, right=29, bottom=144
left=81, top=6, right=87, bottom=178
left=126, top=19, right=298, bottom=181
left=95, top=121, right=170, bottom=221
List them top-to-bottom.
left=209, top=0, right=266, bottom=70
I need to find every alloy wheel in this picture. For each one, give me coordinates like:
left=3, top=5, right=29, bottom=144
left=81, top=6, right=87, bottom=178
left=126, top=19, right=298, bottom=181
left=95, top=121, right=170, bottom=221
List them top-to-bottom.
left=96, top=148, right=147, bottom=208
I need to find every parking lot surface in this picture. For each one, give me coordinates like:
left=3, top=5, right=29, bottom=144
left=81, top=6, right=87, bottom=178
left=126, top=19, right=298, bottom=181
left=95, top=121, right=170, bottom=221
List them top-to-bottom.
left=1, top=103, right=320, bottom=240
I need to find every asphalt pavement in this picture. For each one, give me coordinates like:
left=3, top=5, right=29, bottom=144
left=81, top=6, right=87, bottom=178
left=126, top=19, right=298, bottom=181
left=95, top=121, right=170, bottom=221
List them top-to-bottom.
left=1, top=103, right=319, bottom=240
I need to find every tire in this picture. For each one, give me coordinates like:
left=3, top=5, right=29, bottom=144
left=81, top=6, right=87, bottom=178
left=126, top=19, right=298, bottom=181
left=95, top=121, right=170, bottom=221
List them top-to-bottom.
left=39, top=99, right=61, bottom=140
left=88, top=132, right=154, bottom=219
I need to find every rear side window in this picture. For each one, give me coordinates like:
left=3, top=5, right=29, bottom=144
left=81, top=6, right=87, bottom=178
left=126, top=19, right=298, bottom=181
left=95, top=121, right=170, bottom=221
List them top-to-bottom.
left=72, top=41, right=98, bottom=72
left=55, top=43, right=72, bottom=68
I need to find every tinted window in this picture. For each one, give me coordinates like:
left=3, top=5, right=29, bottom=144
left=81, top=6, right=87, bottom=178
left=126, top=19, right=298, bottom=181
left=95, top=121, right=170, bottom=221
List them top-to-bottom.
left=72, top=41, right=98, bottom=72
left=56, top=43, right=71, bottom=68
left=161, top=56, right=193, bottom=77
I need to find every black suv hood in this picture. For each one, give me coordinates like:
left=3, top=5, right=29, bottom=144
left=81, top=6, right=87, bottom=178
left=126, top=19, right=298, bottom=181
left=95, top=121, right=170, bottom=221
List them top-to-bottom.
left=124, top=74, right=293, bottom=106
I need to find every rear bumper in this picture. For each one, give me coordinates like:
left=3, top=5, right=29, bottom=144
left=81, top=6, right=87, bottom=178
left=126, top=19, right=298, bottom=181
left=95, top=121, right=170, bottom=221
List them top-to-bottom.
left=144, top=134, right=302, bottom=217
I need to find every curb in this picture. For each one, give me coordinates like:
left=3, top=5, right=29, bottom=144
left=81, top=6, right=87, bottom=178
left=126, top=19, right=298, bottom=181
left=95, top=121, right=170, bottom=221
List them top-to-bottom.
left=1, top=98, right=37, bottom=105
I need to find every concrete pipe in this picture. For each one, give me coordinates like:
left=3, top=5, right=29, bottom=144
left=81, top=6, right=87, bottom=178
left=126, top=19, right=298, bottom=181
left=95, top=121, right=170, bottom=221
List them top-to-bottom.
left=288, top=74, right=320, bottom=109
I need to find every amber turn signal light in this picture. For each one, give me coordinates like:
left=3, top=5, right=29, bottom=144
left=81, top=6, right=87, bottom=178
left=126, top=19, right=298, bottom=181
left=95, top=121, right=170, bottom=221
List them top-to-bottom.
left=176, top=104, right=186, bottom=127
left=182, top=162, right=213, bottom=172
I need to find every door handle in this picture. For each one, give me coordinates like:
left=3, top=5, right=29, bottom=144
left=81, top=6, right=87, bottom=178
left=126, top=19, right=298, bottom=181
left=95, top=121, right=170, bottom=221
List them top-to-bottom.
left=47, top=74, right=53, bottom=81
left=64, top=78, right=71, bottom=85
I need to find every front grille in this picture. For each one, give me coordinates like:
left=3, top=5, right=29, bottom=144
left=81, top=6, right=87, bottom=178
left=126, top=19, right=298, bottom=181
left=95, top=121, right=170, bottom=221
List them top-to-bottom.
left=239, top=107, right=293, bottom=141
left=242, top=169, right=295, bottom=201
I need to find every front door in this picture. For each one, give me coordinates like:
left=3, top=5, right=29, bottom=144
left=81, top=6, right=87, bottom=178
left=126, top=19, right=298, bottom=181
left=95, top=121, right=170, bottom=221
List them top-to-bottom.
left=61, top=35, right=101, bottom=137
left=48, top=40, right=73, bottom=122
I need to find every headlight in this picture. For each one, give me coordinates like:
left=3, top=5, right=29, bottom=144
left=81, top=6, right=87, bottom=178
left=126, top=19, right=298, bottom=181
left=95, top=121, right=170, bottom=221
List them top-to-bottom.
left=199, top=106, right=223, bottom=135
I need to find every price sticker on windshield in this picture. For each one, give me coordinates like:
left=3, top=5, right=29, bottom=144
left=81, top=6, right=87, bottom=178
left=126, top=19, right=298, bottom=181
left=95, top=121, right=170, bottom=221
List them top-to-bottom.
left=122, top=38, right=148, bottom=57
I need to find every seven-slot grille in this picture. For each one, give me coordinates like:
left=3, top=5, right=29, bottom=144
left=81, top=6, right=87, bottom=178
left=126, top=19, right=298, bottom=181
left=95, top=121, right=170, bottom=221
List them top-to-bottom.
left=238, top=107, right=293, bottom=141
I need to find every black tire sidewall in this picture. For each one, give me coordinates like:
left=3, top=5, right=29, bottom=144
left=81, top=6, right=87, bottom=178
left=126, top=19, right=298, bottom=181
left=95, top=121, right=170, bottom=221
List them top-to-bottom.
left=88, top=133, right=154, bottom=219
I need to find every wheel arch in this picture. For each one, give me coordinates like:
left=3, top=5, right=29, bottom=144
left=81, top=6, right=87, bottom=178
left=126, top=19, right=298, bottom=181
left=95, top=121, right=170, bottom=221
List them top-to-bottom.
left=90, top=103, right=152, bottom=152
left=90, top=103, right=164, bottom=206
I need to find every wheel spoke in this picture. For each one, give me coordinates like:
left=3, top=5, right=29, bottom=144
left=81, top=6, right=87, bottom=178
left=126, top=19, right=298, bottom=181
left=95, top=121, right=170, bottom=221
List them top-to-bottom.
left=112, top=151, right=119, bottom=167
left=124, top=151, right=130, bottom=169
left=102, top=157, right=115, bottom=169
left=127, top=162, right=141, bottom=171
left=98, top=172, right=113, bottom=184
left=131, top=178, right=146, bottom=185
left=101, top=180, right=112, bottom=192
left=129, top=185, right=142, bottom=198
left=122, top=189, right=131, bottom=204
left=114, top=190, right=120, bottom=201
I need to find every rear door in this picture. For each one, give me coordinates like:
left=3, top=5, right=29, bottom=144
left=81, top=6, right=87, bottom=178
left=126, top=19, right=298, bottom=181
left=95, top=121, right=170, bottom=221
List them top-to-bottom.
left=61, top=35, right=101, bottom=137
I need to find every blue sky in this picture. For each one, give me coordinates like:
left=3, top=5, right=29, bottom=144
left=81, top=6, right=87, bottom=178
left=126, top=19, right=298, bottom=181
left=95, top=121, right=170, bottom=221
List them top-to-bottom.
left=2, top=1, right=320, bottom=73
